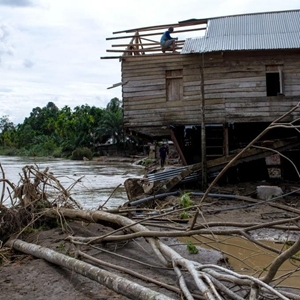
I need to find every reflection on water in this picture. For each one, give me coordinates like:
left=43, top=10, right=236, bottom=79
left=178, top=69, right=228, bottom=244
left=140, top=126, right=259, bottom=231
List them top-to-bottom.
left=0, top=156, right=145, bottom=209
left=182, top=235, right=300, bottom=289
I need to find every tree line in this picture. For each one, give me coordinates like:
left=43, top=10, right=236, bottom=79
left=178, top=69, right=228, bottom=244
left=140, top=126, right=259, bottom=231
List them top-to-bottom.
left=0, top=97, right=133, bottom=159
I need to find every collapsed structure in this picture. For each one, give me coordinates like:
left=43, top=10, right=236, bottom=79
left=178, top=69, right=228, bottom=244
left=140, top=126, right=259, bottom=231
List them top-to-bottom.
left=102, top=9, right=300, bottom=181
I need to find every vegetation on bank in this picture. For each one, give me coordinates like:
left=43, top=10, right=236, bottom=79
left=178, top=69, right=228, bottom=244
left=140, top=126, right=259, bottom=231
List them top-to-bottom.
left=0, top=98, right=141, bottom=159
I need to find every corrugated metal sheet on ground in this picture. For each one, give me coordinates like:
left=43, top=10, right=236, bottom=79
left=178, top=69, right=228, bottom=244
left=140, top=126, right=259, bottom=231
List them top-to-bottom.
left=146, top=166, right=201, bottom=183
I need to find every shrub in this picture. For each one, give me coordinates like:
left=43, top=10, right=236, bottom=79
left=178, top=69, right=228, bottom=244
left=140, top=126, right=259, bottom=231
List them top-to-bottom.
left=0, top=147, right=19, bottom=156
left=71, top=147, right=93, bottom=160
left=140, top=158, right=155, bottom=166
left=180, top=192, right=193, bottom=208
left=180, top=211, right=190, bottom=219
left=186, top=241, right=199, bottom=254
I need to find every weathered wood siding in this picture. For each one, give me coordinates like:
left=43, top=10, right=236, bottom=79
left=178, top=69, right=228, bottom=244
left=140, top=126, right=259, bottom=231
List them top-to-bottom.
left=121, top=50, right=300, bottom=136
left=204, top=50, right=300, bottom=123
left=122, top=54, right=202, bottom=134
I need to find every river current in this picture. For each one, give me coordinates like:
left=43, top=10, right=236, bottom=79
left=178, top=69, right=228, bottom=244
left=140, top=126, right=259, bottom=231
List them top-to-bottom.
left=0, top=156, right=145, bottom=209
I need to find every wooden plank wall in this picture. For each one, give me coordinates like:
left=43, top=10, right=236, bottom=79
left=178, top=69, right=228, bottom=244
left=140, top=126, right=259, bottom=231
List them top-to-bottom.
left=121, top=50, right=300, bottom=136
left=204, top=50, right=300, bottom=123
left=122, top=53, right=203, bottom=136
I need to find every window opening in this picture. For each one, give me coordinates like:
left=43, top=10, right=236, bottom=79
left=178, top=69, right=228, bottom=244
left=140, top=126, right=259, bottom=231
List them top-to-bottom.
left=266, top=65, right=283, bottom=96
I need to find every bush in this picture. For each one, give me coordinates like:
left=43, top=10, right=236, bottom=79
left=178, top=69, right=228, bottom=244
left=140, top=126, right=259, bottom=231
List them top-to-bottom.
left=43, top=140, right=57, bottom=153
left=0, top=147, right=19, bottom=156
left=52, top=147, right=63, bottom=158
left=71, top=147, right=93, bottom=160
left=140, top=158, right=155, bottom=166
left=180, top=193, right=193, bottom=208
left=186, top=241, right=199, bottom=254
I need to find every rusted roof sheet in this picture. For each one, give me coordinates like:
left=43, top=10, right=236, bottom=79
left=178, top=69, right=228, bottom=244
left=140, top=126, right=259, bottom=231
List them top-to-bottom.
left=182, top=10, right=300, bottom=53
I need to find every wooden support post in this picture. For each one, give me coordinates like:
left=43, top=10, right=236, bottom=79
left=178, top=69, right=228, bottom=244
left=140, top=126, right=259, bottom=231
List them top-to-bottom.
left=134, top=32, right=140, bottom=55
left=138, top=36, right=145, bottom=55
left=200, top=54, right=207, bottom=188
left=224, top=124, right=229, bottom=156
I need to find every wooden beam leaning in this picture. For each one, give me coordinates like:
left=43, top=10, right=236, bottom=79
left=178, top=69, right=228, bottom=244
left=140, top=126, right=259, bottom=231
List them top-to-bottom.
left=141, top=37, right=164, bottom=43
left=170, top=128, right=187, bottom=166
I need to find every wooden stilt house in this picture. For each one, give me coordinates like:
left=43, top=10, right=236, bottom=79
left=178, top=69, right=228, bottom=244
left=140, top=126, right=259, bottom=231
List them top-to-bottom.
left=102, top=9, right=300, bottom=167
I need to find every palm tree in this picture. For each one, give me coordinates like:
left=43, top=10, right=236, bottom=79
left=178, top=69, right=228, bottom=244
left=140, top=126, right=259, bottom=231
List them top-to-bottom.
left=96, top=98, right=123, bottom=147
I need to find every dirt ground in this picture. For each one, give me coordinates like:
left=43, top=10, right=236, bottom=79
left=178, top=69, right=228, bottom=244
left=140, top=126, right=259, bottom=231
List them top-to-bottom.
left=1, top=180, right=300, bottom=299
left=0, top=221, right=226, bottom=300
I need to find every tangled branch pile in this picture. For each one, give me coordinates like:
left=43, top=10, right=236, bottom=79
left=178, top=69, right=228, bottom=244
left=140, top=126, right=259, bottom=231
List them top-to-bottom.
left=0, top=163, right=300, bottom=300
left=0, top=164, right=81, bottom=241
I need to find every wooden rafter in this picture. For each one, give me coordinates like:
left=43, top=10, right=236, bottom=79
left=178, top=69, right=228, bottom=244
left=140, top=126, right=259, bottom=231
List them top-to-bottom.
left=113, top=18, right=208, bottom=34
left=102, top=19, right=208, bottom=58
left=106, top=27, right=205, bottom=41
left=140, top=37, right=161, bottom=43
left=113, top=41, right=184, bottom=47
left=112, top=43, right=160, bottom=47
left=107, top=48, right=183, bottom=53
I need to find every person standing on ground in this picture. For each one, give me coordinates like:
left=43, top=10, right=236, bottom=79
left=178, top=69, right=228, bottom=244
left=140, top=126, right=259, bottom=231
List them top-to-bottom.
left=160, top=27, right=178, bottom=53
left=159, top=144, right=169, bottom=168
left=165, top=144, right=169, bottom=165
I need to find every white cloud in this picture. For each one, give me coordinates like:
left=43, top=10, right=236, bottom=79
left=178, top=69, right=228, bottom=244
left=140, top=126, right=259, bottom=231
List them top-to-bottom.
left=0, top=0, right=299, bottom=124
left=0, top=0, right=36, bottom=7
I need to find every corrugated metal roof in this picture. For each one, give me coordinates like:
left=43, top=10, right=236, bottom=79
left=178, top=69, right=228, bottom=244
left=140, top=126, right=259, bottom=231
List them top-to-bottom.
left=182, top=10, right=300, bottom=53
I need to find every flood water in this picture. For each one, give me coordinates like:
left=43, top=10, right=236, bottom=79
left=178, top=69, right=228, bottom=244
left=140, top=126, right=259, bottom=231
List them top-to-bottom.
left=0, top=155, right=145, bottom=209
left=182, top=235, right=300, bottom=290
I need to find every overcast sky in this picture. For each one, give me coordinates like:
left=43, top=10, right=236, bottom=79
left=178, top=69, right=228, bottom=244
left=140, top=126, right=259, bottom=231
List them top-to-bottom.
left=0, top=0, right=299, bottom=124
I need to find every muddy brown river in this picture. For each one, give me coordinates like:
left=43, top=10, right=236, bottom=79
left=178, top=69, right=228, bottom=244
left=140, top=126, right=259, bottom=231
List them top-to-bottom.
left=0, top=155, right=145, bottom=209
left=183, top=235, right=300, bottom=289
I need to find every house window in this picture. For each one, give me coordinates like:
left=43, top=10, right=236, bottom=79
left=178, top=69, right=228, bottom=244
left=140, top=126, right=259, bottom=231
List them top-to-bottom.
left=266, top=65, right=284, bottom=96
left=166, top=69, right=183, bottom=101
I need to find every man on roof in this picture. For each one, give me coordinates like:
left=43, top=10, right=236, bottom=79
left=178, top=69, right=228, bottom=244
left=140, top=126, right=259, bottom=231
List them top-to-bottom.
left=160, top=27, right=178, bottom=53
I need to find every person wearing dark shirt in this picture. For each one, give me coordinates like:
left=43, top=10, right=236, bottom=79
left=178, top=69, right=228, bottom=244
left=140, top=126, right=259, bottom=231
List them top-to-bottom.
left=160, top=27, right=177, bottom=53
left=159, top=144, right=169, bottom=168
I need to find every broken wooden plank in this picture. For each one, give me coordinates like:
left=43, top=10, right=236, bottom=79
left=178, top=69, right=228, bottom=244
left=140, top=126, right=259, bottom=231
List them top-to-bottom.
left=146, top=137, right=300, bottom=194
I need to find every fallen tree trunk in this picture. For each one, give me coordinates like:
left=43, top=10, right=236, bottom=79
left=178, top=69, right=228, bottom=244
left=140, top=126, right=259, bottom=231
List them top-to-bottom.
left=42, top=207, right=294, bottom=300
left=44, top=207, right=169, bottom=266
left=5, top=239, right=174, bottom=300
